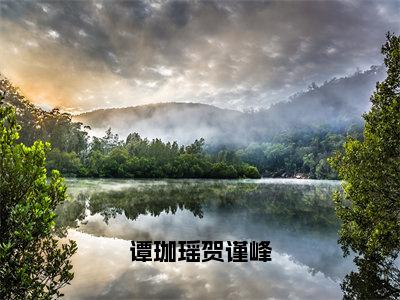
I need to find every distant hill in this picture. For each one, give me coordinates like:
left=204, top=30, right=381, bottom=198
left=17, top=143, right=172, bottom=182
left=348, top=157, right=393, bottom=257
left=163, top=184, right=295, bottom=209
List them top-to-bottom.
left=74, top=65, right=385, bottom=145
left=253, top=65, right=384, bottom=132
left=73, top=102, right=246, bottom=145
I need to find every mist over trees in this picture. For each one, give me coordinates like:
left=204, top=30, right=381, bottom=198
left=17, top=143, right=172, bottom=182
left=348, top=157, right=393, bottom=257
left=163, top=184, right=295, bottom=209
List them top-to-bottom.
left=0, top=64, right=383, bottom=179
left=74, top=65, right=384, bottom=145
left=252, top=65, right=385, bottom=133
left=0, top=80, right=260, bottom=179
left=236, top=126, right=363, bottom=179
left=51, top=131, right=261, bottom=179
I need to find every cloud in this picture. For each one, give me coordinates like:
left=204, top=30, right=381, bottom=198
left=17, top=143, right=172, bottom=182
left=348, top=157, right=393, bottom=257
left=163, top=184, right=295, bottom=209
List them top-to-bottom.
left=0, top=0, right=398, bottom=112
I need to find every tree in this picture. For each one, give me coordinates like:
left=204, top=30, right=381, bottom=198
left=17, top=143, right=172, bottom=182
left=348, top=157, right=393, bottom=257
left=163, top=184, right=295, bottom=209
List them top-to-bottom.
left=329, top=33, right=400, bottom=258
left=0, top=99, right=77, bottom=299
left=185, top=138, right=205, bottom=154
left=46, top=149, right=83, bottom=177
left=341, top=254, right=400, bottom=299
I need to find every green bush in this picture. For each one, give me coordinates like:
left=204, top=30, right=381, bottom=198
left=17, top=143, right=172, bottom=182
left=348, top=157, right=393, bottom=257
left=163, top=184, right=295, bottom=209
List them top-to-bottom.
left=0, top=100, right=76, bottom=299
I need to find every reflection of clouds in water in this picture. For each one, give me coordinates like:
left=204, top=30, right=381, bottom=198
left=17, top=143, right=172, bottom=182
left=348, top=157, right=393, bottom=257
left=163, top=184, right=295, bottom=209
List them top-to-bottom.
left=61, top=178, right=351, bottom=298
left=78, top=209, right=352, bottom=281
left=79, top=210, right=255, bottom=242
left=63, top=230, right=342, bottom=300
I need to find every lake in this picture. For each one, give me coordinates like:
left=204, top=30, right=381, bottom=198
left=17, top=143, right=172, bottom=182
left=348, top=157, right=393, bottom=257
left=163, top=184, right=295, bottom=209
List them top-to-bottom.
left=58, top=178, right=354, bottom=299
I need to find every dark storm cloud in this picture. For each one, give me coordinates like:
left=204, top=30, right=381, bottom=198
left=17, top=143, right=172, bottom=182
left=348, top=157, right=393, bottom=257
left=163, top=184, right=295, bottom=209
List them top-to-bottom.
left=0, top=0, right=398, bottom=111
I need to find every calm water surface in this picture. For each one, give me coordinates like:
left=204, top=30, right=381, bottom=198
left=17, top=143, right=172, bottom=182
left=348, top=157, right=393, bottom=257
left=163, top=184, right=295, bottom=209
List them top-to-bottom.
left=58, top=178, right=353, bottom=299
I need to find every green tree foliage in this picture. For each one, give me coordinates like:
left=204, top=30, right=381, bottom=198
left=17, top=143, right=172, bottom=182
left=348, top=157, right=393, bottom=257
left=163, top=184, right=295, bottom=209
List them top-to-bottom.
left=329, top=33, right=400, bottom=258
left=329, top=33, right=400, bottom=299
left=1, top=76, right=351, bottom=180
left=0, top=77, right=89, bottom=154
left=0, top=79, right=261, bottom=179
left=0, top=99, right=77, bottom=299
left=237, top=126, right=352, bottom=179
left=82, top=132, right=261, bottom=179
left=46, top=148, right=83, bottom=177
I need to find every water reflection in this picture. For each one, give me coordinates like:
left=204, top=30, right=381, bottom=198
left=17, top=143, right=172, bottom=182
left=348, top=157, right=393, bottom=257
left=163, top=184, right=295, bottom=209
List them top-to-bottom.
left=58, top=179, right=351, bottom=299
left=60, top=179, right=339, bottom=232
left=341, top=254, right=400, bottom=299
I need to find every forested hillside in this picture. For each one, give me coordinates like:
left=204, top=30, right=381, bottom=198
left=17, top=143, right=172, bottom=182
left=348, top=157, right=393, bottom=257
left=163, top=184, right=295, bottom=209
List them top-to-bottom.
left=2, top=65, right=376, bottom=179
left=252, top=65, right=384, bottom=133
left=74, top=66, right=384, bottom=145
left=0, top=77, right=259, bottom=179
left=74, top=102, right=245, bottom=145
left=236, top=125, right=363, bottom=179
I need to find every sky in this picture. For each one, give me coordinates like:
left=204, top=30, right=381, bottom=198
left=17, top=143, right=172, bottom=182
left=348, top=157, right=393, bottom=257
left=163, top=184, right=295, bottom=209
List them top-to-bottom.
left=0, top=0, right=399, bottom=113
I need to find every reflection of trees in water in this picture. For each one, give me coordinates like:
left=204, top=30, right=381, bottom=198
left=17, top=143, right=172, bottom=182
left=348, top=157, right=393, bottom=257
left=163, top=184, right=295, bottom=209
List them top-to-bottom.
left=56, top=181, right=346, bottom=280
left=57, top=181, right=339, bottom=233
left=89, top=183, right=206, bottom=222
left=225, top=183, right=338, bottom=231
left=56, top=184, right=399, bottom=298
left=55, top=192, right=87, bottom=230
left=341, top=254, right=399, bottom=299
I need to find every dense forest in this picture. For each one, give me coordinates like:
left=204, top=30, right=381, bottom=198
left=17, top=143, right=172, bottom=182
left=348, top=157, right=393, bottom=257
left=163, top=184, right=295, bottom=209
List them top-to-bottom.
left=0, top=76, right=364, bottom=179
left=0, top=77, right=259, bottom=179
left=235, top=125, right=363, bottom=179
left=47, top=131, right=261, bottom=179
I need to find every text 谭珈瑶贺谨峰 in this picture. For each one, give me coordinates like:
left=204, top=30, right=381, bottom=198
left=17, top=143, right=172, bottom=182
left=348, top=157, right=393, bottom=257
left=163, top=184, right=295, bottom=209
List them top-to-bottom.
left=130, top=240, right=271, bottom=263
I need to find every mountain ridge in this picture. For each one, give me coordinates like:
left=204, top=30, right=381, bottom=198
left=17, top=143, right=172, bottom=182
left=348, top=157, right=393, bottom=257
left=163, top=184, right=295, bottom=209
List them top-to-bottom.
left=73, top=65, right=385, bottom=145
left=74, top=101, right=242, bottom=117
